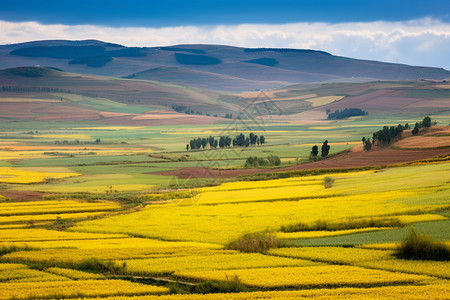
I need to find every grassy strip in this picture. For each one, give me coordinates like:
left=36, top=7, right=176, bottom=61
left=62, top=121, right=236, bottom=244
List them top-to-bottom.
left=281, top=218, right=403, bottom=233
left=0, top=244, right=35, bottom=256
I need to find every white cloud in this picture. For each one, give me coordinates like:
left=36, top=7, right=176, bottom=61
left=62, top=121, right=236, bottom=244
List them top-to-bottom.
left=0, top=18, right=449, bottom=69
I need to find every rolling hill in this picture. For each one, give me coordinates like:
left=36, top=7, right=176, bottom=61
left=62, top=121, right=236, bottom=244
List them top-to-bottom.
left=1, top=40, right=449, bottom=93
left=0, top=66, right=449, bottom=125
left=0, top=67, right=241, bottom=125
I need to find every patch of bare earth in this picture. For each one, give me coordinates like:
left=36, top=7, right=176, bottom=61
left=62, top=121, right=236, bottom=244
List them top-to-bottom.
left=154, top=127, right=450, bottom=179
left=394, top=127, right=450, bottom=149
left=0, top=190, right=44, bottom=201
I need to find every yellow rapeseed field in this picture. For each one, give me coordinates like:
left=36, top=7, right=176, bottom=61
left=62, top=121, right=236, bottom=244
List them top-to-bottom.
left=33, top=134, right=92, bottom=139
left=0, top=167, right=80, bottom=184
left=73, top=189, right=443, bottom=244
left=0, top=200, right=120, bottom=216
left=0, top=211, right=112, bottom=225
left=0, top=228, right=126, bottom=242
left=2, top=237, right=220, bottom=251
left=3, top=246, right=221, bottom=264
left=269, top=247, right=391, bottom=264
left=121, top=252, right=319, bottom=275
left=358, top=259, right=450, bottom=279
left=0, top=263, right=69, bottom=282
left=177, top=265, right=435, bottom=288
left=45, top=268, right=105, bottom=280
left=0, top=280, right=169, bottom=299
left=72, top=284, right=450, bottom=299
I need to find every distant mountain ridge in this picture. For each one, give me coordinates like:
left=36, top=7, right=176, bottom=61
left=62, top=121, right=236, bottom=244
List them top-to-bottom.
left=1, top=39, right=449, bottom=92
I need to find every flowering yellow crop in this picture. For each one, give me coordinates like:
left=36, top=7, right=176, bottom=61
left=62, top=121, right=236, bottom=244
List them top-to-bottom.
left=306, top=95, right=344, bottom=107
left=74, top=126, right=145, bottom=130
left=34, top=134, right=92, bottom=139
left=0, top=167, right=80, bottom=184
left=204, top=171, right=374, bottom=191
left=193, top=184, right=332, bottom=205
left=73, top=189, right=442, bottom=244
left=0, top=200, right=120, bottom=216
left=0, top=211, right=112, bottom=225
left=395, top=214, right=447, bottom=223
left=276, top=227, right=392, bottom=239
left=0, top=228, right=126, bottom=242
left=3, top=246, right=221, bottom=264
left=269, top=247, right=391, bottom=264
left=270, top=247, right=450, bottom=279
left=122, top=252, right=319, bottom=275
left=358, top=259, right=450, bottom=279
left=0, top=263, right=28, bottom=271
left=0, top=264, right=69, bottom=282
left=177, top=265, right=435, bottom=288
left=45, top=268, right=104, bottom=280
left=0, top=279, right=169, bottom=299
left=71, top=284, right=450, bottom=300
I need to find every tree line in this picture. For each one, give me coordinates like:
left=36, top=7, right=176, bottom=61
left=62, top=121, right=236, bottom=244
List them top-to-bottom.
left=0, top=86, right=70, bottom=93
left=171, top=104, right=232, bottom=119
left=327, top=108, right=368, bottom=120
left=361, top=116, right=432, bottom=151
left=187, top=133, right=265, bottom=150
left=310, top=140, right=330, bottom=161
left=245, top=155, right=281, bottom=168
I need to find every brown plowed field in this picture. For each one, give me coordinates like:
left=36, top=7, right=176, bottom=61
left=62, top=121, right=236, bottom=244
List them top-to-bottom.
left=154, top=127, right=450, bottom=179
left=155, top=147, right=450, bottom=179
left=0, top=190, right=44, bottom=201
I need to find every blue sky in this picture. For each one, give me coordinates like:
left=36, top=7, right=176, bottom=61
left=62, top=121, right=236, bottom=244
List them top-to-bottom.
left=0, top=0, right=449, bottom=69
left=1, top=0, right=449, bottom=26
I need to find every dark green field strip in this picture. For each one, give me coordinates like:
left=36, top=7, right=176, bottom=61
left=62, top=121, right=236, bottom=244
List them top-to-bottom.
left=14, top=155, right=160, bottom=167
left=292, top=220, right=450, bottom=246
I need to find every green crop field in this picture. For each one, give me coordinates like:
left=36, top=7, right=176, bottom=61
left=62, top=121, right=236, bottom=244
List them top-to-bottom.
left=0, top=82, right=449, bottom=299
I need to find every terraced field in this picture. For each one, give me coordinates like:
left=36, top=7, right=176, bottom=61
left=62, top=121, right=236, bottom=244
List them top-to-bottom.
left=0, top=99, right=449, bottom=298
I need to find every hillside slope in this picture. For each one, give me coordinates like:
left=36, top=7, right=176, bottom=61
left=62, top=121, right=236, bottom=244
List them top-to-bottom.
left=1, top=40, right=449, bottom=92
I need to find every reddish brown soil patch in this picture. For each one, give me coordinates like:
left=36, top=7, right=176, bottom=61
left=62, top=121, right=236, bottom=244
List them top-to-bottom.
left=0, top=102, right=48, bottom=119
left=34, top=105, right=101, bottom=121
left=100, top=113, right=218, bottom=126
left=154, top=147, right=450, bottom=179
left=0, top=190, right=44, bottom=201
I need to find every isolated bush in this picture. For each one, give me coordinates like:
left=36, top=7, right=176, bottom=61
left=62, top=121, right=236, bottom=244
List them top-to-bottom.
left=267, top=154, right=281, bottom=166
left=324, top=176, right=335, bottom=188
left=394, top=229, right=450, bottom=261
left=226, top=233, right=281, bottom=253
left=194, top=275, right=246, bottom=294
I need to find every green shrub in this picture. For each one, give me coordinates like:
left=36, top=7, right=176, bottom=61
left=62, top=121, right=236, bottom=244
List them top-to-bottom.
left=245, top=155, right=281, bottom=168
left=324, top=176, right=335, bottom=188
left=139, top=190, right=198, bottom=201
left=394, top=229, right=450, bottom=261
left=226, top=233, right=281, bottom=253
left=0, top=244, right=34, bottom=256
left=77, top=258, right=126, bottom=275
left=194, top=275, right=246, bottom=294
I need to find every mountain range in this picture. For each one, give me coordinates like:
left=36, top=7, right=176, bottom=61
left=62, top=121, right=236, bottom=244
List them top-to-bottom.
left=1, top=40, right=449, bottom=93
